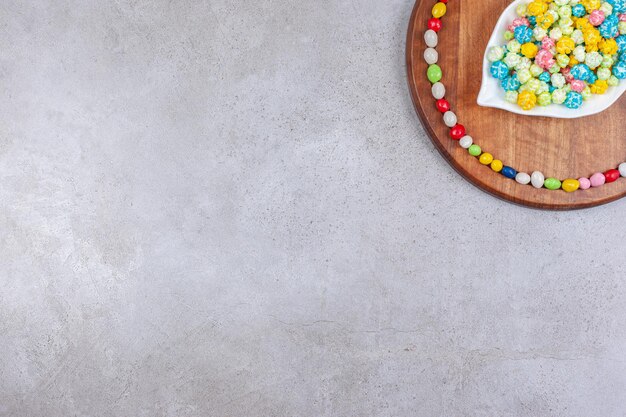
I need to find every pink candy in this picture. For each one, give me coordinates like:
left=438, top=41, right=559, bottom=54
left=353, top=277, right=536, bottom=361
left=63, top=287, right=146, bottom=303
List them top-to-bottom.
left=589, top=10, right=605, bottom=26
left=619, top=14, right=626, bottom=22
left=508, top=17, right=530, bottom=32
left=541, top=37, right=555, bottom=50
left=535, top=49, right=555, bottom=69
left=561, top=67, right=574, bottom=82
left=570, top=79, right=586, bottom=92
left=590, top=172, right=606, bottom=187
left=578, top=177, right=591, bottom=190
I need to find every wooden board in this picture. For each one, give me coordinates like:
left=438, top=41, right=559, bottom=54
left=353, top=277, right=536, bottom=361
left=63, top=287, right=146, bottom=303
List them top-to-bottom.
left=406, top=0, right=626, bottom=210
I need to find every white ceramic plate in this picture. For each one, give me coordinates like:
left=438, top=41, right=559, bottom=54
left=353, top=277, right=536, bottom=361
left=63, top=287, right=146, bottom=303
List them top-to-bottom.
left=477, top=0, right=626, bottom=118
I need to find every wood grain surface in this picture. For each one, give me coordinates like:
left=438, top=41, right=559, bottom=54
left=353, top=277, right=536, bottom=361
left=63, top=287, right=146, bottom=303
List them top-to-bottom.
left=406, top=0, right=626, bottom=210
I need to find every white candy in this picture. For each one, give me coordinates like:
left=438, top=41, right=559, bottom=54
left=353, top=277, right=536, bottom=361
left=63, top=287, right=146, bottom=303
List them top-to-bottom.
left=424, top=30, right=438, bottom=48
left=424, top=48, right=438, bottom=65
left=431, top=82, right=445, bottom=99
left=443, top=111, right=457, bottom=127
left=459, top=135, right=473, bottom=149
left=619, top=162, right=626, bottom=178
left=531, top=171, right=545, bottom=189
left=516, top=172, right=531, bottom=185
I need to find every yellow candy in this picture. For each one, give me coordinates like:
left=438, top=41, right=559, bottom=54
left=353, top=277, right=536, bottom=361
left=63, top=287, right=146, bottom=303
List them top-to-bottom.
left=582, top=0, right=601, bottom=12
left=527, top=1, right=548, bottom=16
left=432, top=2, right=446, bottom=18
left=538, top=13, right=555, bottom=29
left=556, top=37, right=575, bottom=54
left=600, top=38, right=619, bottom=55
left=521, top=42, right=539, bottom=58
left=569, top=56, right=579, bottom=66
left=590, top=80, right=608, bottom=94
left=518, top=91, right=537, bottom=111
left=479, top=153, right=494, bottom=165
left=491, top=160, right=504, bottom=172
left=562, top=179, right=580, bottom=193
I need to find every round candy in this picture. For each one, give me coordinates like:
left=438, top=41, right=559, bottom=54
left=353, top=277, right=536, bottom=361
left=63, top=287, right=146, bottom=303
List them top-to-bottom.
left=432, top=2, right=446, bottom=19
left=428, top=18, right=442, bottom=32
left=514, top=25, right=533, bottom=44
left=424, top=30, right=438, bottom=48
left=424, top=48, right=438, bottom=65
left=490, top=61, right=510, bottom=80
left=427, top=64, right=442, bottom=83
left=432, top=82, right=446, bottom=99
left=564, top=91, right=583, bottom=109
left=436, top=98, right=450, bottom=113
left=443, top=111, right=457, bottom=127
left=450, top=124, right=466, bottom=140
left=459, top=135, right=473, bottom=149
left=468, top=144, right=482, bottom=157
left=479, top=153, right=494, bottom=165
left=491, top=160, right=503, bottom=172
left=619, top=162, right=626, bottom=177
left=502, top=166, right=517, bottom=179
left=604, top=169, right=620, bottom=183
left=530, top=171, right=545, bottom=189
left=516, top=172, right=531, bottom=185
left=590, top=172, right=606, bottom=187
left=544, top=177, right=562, bottom=190
left=579, top=177, right=592, bottom=190
left=561, top=179, right=580, bottom=193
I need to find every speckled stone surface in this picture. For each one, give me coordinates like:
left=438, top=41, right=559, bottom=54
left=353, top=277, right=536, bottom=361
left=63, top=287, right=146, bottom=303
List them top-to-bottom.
left=1, top=1, right=625, bottom=416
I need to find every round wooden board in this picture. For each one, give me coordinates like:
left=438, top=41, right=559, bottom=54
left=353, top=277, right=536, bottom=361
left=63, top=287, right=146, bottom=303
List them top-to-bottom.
left=407, top=0, right=626, bottom=210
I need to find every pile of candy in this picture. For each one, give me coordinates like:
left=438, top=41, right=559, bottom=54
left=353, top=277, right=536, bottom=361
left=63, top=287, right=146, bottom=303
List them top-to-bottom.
left=422, top=0, right=626, bottom=192
left=487, top=0, right=626, bottom=110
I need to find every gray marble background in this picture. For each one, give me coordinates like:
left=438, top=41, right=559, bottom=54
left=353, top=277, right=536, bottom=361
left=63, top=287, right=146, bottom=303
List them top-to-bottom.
left=1, top=1, right=625, bottom=416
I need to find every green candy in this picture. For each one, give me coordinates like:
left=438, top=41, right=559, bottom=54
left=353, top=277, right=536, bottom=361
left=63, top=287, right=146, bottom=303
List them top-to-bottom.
left=427, top=64, right=442, bottom=83
left=468, top=144, right=482, bottom=157
left=544, top=177, right=562, bottom=190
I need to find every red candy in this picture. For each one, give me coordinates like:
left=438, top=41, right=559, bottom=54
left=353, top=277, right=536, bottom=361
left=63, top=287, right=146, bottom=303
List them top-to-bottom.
left=428, top=18, right=442, bottom=32
left=436, top=98, right=450, bottom=113
left=450, top=124, right=465, bottom=140
left=604, top=169, right=620, bottom=183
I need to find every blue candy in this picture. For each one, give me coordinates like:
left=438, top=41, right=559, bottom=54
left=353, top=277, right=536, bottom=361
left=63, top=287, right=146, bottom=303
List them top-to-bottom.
left=607, top=0, right=626, bottom=13
left=572, top=4, right=586, bottom=17
left=599, top=15, right=619, bottom=39
left=528, top=16, right=537, bottom=26
left=514, top=25, right=533, bottom=44
left=616, top=35, right=626, bottom=53
left=613, top=60, right=626, bottom=79
left=490, top=61, right=510, bottom=80
left=571, top=64, right=591, bottom=81
left=587, top=71, right=598, bottom=84
left=538, top=72, right=551, bottom=83
left=501, top=74, right=521, bottom=91
left=549, top=85, right=557, bottom=93
left=564, top=91, right=583, bottom=109
left=501, top=166, right=517, bottom=179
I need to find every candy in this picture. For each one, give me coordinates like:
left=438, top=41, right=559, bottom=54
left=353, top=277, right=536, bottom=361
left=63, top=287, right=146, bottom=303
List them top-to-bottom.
left=491, top=1, right=623, bottom=111
left=431, top=2, right=446, bottom=19
left=424, top=30, right=438, bottom=48
left=424, top=48, right=438, bottom=65
left=427, top=64, right=442, bottom=83
left=432, top=82, right=446, bottom=99
left=436, top=98, right=450, bottom=113
left=443, top=111, right=457, bottom=127
left=450, top=124, right=466, bottom=140
left=459, top=135, right=473, bottom=149
left=468, top=144, right=482, bottom=157
left=479, top=152, right=494, bottom=165
left=491, top=160, right=504, bottom=172
left=620, top=163, right=626, bottom=177
left=502, top=166, right=517, bottom=179
left=604, top=169, right=621, bottom=183
left=531, top=171, right=545, bottom=188
left=516, top=172, right=531, bottom=185
left=590, top=172, right=606, bottom=187
left=544, top=177, right=562, bottom=190
left=579, top=177, right=592, bottom=190
left=561, top=179, right=580, bottom=192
